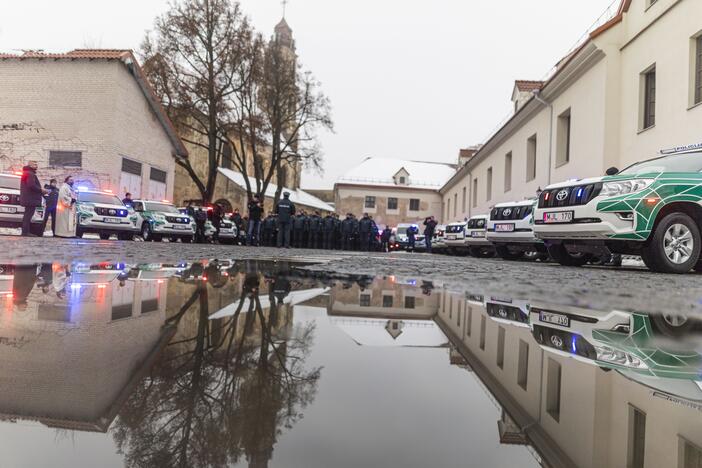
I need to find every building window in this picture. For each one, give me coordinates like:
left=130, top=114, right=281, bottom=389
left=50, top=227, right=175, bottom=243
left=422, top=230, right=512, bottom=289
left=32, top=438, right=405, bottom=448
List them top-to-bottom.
left=694, top=35, right=702, bottom=106
left=641, top=66, right=656, bottom=130
left=556, top=108, right=571, bottom=167
left=526, top=135, right=537, bottom=181
left=49, top=151, right=82, bottom=168
left=504, top=152, right=512, bottom=192
left=122, top=157, right=142, bottom=176
left=150, top=167, right=167, bottom=183
left=486, top=167, right=493, bottom=201
left=399, top=176, right=406, bottom=185
left=472, top=178, right=478, bottom=208
left=461, top=187, right=467, bottom=213
left=453, top=193, right=457, bottom=217
left=365, top=196, right=376, bottom=209
left=388, top=197, right=398, bottom=210
left=409, top=198, right=420, bottom=211
left=446, top=198, right=451, bottom=220
left=360, top=294, right=371, bottom=307
left=382, top=295, right=393, bottom=308
left=404, top=296, right=415, bottom=309
left=111, top=303, right=133, bottom=321
left=457, top=303, right=461, bottom=326
left=466, top=307, right=472, bottom=336
left=479, top=316, right=486, bottom=350
left=496, top=326, right=505, bottom=369
left=518, top=340, right=529, bottom=390
left=546, top=358, right=562, bottom=422
left=628, top=405, right=646, bottom=468
left=682, top=438, right=702, bottom=468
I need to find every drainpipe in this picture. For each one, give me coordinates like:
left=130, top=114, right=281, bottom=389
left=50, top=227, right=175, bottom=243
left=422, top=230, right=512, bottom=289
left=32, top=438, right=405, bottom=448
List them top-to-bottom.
left=532, top=90, right=553, bottom=185
left=467, top=170, right=473, bottom=219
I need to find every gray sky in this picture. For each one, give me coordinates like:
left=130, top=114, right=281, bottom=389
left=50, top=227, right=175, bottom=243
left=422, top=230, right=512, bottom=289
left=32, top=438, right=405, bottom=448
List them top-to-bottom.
left=1, top=0, right=617, bottom=190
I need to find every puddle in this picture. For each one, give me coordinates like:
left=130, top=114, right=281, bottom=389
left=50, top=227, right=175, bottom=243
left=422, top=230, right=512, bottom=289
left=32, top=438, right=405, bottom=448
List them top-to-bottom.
left=0, top=260, right=700, bottom=468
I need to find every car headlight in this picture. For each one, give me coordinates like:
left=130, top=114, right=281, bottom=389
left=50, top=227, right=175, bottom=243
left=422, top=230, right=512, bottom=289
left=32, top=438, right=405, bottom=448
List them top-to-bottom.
left=600, top=179, right=652, bottom=198
left=78, top=204, right=94, bottom=213
left=153, top=214, right=166, bottom=222
left=595, top=345, right=648, bottom=370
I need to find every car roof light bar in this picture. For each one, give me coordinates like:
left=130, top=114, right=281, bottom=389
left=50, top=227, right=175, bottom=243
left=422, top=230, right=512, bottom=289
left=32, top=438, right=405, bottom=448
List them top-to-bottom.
left=659, top=142, right=702, bottom=155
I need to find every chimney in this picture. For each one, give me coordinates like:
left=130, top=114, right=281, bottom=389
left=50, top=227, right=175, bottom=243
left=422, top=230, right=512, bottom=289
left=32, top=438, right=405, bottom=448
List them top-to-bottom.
left=458, top=145, right=482, bottom=166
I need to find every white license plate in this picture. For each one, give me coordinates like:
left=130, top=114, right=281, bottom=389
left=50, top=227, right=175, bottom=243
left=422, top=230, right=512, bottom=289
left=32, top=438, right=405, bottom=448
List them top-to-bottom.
left=0, top=207, right=17, bottom=214
left=543, top=211, right=574, bottom=224
left=103, top=217, right=122, bottom=224
left=495, top=223, right=515, bottom=232
left=172, top=225, right=189, bottom=230
left=471, top=231, right=485, bottom=238
left=447, top=235, right=456, bottom=240
left=540, top=311, right=570, bottom=327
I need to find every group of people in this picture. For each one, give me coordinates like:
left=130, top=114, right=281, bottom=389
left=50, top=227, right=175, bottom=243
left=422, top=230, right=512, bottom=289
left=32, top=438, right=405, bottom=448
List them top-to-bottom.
left=19, top=161, right=77, bottom=238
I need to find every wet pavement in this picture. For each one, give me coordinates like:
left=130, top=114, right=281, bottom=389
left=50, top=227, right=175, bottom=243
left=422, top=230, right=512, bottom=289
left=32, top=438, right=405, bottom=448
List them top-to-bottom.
left=0, top=259, right=700, bottom=467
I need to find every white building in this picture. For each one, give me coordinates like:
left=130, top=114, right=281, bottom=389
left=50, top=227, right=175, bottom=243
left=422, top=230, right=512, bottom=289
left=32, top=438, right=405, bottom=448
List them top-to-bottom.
left=442, top=0, right=702, bottom=222
left=0, top=49, right=187, bottom=200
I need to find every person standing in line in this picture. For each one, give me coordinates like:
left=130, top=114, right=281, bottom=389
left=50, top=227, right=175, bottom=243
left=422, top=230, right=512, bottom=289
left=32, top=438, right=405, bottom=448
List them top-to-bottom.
left=19, top=161, right=46, bottom=237
left=55, top=176, right=77, bottom=238
left=42, top=179, right=59, bottom=236
left=275, top=192, right=296, bottom=248
left=247, top=194, right=264, bottom=246
left=212, top=202, right=224, bottom=242
left=194, top=207, right=208, bottom=243
left=308, top=211, right=323, bottom=249
left=322, top=212, right=335, bottom=249
left=333, top=213, right=343, bottom=249
left=358, top=213, right=373, bottom=251
left=350, top=214, right=360, bottom=251
left=423, top=216, right=438, bottom=253
left=381, top=226, right=393, bottom=252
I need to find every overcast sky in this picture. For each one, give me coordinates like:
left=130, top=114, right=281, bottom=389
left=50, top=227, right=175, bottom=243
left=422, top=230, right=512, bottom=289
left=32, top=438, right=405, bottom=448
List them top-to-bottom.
left=1, top=0, right=617, bottom=190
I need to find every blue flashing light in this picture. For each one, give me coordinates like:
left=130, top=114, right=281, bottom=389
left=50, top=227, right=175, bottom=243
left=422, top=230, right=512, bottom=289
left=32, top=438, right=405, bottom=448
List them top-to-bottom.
left=576, top=188, right=583, bottom=198
left=70, top=284, right=81, bottom=290
left=571, top=336, right=577, bottom=354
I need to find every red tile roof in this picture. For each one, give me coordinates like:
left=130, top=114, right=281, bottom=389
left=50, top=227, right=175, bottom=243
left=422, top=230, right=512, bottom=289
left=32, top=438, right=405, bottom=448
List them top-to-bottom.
left=0, top=49, right=188, bottom=158
left=514, top=80, right=544, bottom=92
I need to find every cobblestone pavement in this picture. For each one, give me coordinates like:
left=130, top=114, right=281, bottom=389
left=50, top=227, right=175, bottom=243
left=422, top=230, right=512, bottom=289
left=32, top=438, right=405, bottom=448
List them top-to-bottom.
left=2, top=235, right=701, bottom=316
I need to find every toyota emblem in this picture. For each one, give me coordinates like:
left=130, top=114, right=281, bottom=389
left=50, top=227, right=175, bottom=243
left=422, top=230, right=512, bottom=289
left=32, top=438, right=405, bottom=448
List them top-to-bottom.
left=556, top=189, right=570, bottom=201
left=0, top=195, right=9, bottom=202
left=502, top=208, right=512, bottom=217
left=109, top=209, right=116, bottom=215
left=498, top=308, right=508, bottom=318
left=550, top=335, right=564, bottom=349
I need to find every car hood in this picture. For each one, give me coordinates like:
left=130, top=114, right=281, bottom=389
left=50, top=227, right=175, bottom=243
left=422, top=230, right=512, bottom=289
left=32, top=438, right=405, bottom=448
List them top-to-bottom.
left=544, top=177, right=605, bottom=190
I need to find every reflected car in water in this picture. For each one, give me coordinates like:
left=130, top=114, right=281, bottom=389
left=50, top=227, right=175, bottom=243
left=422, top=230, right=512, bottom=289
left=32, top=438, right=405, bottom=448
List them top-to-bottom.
left=485, top=297, right=530, bottom=328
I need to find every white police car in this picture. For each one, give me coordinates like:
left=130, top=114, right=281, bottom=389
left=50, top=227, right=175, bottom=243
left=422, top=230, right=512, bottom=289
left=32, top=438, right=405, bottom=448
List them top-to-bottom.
left=0, top=172, right=45, bottom=235
left=75, top=190, right=139, bottom=240
left=488, top=199, right=547, bottom=261
left=132, top=200, right=196, bottom=242
left=464, top=214, right=494, bottom=257
left=444, top=221, right=468, bottom=254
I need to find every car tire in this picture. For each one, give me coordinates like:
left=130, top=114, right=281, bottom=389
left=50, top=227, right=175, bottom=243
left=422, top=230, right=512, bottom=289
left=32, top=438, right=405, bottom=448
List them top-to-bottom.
left=641, top=213, right=701, bottom=274
left=141, top=224, right=154, bottom=242
left=75, top=228, right=84, bottom=239
left=99, top=233, right=111, bottom=240
left=117, top=233, right=135, bottom=241
left=181, top=236, right=193, bottom=244
left=546, top=243, right=589, bottom=267
left=495, top=245, right=524, bottom=261
left=469, top=247, right=494, bottom=258
left=651, top=314, right=695, bottom=338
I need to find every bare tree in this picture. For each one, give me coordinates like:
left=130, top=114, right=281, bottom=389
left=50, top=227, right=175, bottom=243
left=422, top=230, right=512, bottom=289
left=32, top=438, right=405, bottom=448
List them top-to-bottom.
left=141, top=0, right=251, bottom=204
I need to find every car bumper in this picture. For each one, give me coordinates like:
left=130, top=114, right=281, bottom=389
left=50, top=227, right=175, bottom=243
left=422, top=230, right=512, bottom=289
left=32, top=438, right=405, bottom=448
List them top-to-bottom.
left=534, top=202, right=638, bottom=240
left=79, top=218, right=138, bottom=232
left=152, top=223, right=195, bottom=235
left=217, top=229, right=239, bottom=238
left=487, top=230, right=540, bottom=244
left=464, top=231, right=491, bottom=246
left=444, top=236, right=467, bottom=247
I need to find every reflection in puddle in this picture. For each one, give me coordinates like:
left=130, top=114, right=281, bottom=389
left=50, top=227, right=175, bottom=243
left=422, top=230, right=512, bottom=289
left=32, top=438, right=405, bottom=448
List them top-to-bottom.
left=0, top=261, right=699, bottom=468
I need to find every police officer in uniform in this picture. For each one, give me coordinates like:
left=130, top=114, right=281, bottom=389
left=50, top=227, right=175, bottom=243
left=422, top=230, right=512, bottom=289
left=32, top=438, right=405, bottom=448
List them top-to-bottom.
left=275, top=192, right=295, bottom=248
left=262, top=211, right=276, bottom=246
left=293, top=211, right=307, bottom=248
left=308, top=211, right=323, bottom=249
left=322, top=212, right=335, bottom=250
left=341, top=213, right=354, bottom=250
left=358, top=213, right=373, bottom=251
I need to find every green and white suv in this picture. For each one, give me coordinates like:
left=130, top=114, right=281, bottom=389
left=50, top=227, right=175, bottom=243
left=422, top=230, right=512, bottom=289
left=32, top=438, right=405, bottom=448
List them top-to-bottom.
left=534, top=144, right=702, bottom=273
left=76, top=190, right=139, bottom=240
left=133, top=200, right=195, bottom=242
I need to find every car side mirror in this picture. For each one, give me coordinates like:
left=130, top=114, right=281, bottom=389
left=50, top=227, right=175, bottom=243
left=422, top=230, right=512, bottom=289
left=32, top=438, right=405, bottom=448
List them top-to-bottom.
left=605, top=167, right=619, bottom=176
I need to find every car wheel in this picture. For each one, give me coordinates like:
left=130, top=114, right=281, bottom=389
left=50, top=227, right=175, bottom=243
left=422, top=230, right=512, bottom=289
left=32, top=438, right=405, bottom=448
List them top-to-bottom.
left=641, top=213, right=701, bottom=274
left=142, top=224, right=153, bottom=242
left=75, top=228, right=84, bottom=239
left=99, top=233, right=111, bottom=240
left=181, top=236, right=193, bottom=244
left=546, top=243, right=589, bottom=267
left=495, top=245, right=524, bottom=261
left=651, top=313, right=695, bottom=337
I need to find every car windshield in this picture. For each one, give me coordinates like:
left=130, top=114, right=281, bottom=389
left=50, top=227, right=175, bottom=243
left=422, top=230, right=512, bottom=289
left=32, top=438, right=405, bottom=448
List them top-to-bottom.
left=618, top=151, right=702, bottom=175
left=0, top=175, right=20, bottom=190
left=78, top=192, right=123, bottom=205
left=145, top=203, right=180, bottom=213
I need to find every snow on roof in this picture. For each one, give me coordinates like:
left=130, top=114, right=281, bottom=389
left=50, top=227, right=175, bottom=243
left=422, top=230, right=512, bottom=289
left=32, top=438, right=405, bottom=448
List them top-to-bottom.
left=337, top=157, right=456, bottom=190
left=218, top=168, right=334, bottom=212
left=330, top=317, right=448, bottom=348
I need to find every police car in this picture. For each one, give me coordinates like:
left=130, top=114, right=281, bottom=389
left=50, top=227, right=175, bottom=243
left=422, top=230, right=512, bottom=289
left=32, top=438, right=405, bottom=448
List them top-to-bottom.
left=534, top=144, right=702, bottom=273
left=0, top=172, right=45, bottom=235
left=76, top=189, right=139, bottom=240
left=488, top=199, right=547, bottom=261
left=132, top=200, right=195, bottom=242
left=178, top=206, right=217, bottom=241
left=464, top=214, right=494, bottom=257
left=216, top=217, right=240, bottom=244
left=443, top=221, right=468, bottom=254
left=485, top=297, right=530, bottom=328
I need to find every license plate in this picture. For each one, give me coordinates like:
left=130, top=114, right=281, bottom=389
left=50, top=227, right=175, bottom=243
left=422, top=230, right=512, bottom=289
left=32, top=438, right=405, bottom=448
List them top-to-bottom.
left=0, top=207, right=17, bottom=214
left=543, top=211, right=574, bottom=224
left=103, top=217, right=121, bottom=224
left=495, top=223, right=515, bottom=232
left=172, top=225, right=189, bottom=230
left=471, top=231, right=485, bottom=238
left=447, top=235, right=456, bottom=240
left=540, top=311, right=570, bottom=327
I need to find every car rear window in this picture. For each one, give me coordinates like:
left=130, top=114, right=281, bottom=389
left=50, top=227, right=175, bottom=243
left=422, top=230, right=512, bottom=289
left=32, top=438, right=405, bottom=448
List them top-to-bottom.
left=0, top=175, right=20, bottom=190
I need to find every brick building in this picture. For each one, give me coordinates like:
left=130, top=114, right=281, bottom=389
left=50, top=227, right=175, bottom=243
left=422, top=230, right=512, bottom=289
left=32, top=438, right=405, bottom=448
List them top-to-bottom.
left=0, top=49, right=187, bottom=200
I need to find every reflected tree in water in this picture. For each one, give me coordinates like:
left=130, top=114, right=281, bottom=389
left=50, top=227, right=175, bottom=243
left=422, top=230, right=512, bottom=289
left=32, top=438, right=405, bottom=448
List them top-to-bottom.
left=112, top=272, right=321, bottom=468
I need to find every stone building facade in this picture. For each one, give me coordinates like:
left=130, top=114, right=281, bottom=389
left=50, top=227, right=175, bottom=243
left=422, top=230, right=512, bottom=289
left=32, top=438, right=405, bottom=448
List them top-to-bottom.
left=0, top=50, right=187, bottom=200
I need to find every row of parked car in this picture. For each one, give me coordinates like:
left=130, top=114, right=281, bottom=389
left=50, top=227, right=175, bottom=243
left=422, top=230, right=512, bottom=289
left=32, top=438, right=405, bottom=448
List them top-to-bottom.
left=431, top=144, right=702, bottom=274
left=0, top=173, right=238, bottom=243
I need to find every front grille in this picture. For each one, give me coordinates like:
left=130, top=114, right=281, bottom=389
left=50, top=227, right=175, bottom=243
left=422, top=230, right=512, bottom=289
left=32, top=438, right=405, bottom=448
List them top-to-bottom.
left=538, top=183, right=602, bottom=208
left=0, top=193, right=20, bottom=205
left=491, top=205, right=533, bottom=221
left=95, top=207, right=128, bottom=217
left=166, top=216, right=191, bottom=224
left=220, top=222, right=233, bottom=229
left=445, top=225, right=464, bottom=233
left=486, top=303, right=529, bottom=325
left=532, top=325, right=597, bottom=359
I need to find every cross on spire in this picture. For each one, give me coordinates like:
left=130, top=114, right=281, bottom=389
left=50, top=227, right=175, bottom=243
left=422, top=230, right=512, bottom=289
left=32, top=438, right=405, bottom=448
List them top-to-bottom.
left=282, top=0, right=289, bottom=18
